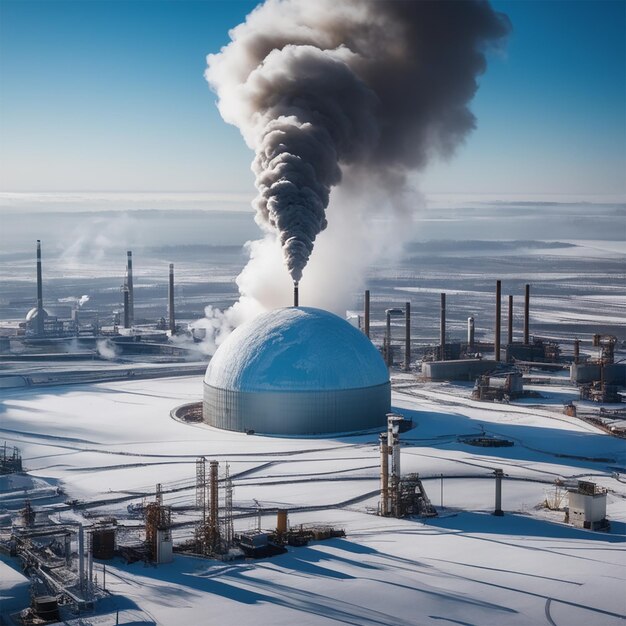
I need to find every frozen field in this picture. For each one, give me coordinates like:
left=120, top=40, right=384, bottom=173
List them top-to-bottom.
left=1, top=375, right=625, bottom=625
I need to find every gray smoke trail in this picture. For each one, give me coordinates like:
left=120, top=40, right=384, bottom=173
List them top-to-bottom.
left=206, top=0, right=510, bottom=284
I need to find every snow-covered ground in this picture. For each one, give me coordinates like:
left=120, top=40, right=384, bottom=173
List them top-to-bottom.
left=1, top=375, right=625, bottom=625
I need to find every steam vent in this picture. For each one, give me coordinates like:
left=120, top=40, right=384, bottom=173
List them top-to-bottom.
left=203, top=307, right=391, bottom=435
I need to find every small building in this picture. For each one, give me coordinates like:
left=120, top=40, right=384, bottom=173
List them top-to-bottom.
left=422, top=359, right=495, bottom=382
left=565, top=481, right=608, bottom=531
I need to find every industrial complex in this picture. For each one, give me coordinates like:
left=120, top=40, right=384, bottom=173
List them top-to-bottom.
left=0, top=239, right=624, bottom=625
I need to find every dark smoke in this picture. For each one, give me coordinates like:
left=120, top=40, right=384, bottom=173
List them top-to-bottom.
left=206, top=0, right=510, bottom=283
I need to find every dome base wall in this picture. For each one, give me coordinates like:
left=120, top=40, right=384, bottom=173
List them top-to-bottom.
left=203, top=381, right=391, bottom=435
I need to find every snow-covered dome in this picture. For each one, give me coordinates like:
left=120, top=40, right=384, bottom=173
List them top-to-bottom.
left=25, top=307, right=48, bottom=322
left=203, top=307, right=391, bottom=435
left=205, top=307, right=389, bottom=392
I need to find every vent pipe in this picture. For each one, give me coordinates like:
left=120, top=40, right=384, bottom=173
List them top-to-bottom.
left=35, top=240, right=44, bottom=335
left=126, top=251, right=134, bottom=326
left=168, top=263, right=175, bottom=334
left=495, top=280, right=501, bottom=362
left=293, top=282, right=299, bottom=307
left=523, top=284, right=530, bottom=345
left=123, top=286, right=130, bottom=329
left=364, top=290, right=370, bottom=338
left=440, top=293, right=446, bottom=361
left=508, top=295, right=513, bottom=345
left=404, top=301, right=411, bottom=371
left=467, top=316, right=475, bottom=349
left=494, top=468, right=504, bottom=516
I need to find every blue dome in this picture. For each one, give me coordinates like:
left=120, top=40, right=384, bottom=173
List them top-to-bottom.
left=205, top=307, right=389, bottom=392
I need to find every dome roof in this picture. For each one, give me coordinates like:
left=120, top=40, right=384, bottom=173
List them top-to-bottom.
left=26, top=307, right=49, bottom=322
left=205, top=307, right=389, bottom=392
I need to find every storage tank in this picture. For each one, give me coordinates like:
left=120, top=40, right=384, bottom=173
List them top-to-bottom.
left=203, top=307, right=390, bottom=435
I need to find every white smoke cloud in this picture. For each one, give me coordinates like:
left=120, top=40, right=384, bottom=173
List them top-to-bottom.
left=96, top=339, right=119, bottom=360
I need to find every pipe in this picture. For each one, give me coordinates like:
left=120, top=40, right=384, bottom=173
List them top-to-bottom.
left=36, top=240, right=44, bottom=335
left=126, top=251, right=134, bottom=326
left=168, top=263, right=175, bottom=334
left=495, top=280, right=501, bottom=362
left=293, top=282, right=299, bottom=307
left=524, top=284, right=530, bottom=345
left=123, top=287, right=130, bottom=329
left=364, top=290, right=370, bottom=338
left=440, top=293, right=446, bottom=361
left=508, top=294, right=513, bottom=345
left=404, top=301, right=411, bottom=371
left=385, top=311, right=392, bottom=366
left=467, top=316, right=475, bottom=349
left=573, top=339, right=580, bottom=364
left=379, top=434, right=389, bottom=516
left=209, top=461, right=219, bottom=543
left=494, top=469, right=504, bottom=516
left=78, top=524, right=85, bottom=592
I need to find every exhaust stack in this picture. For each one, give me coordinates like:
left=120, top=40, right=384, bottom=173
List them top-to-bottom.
left=35, top=240, right=45, bottom=335
left=126, top=251, right=134, bottom=326
left=168, top=263, right=175, bottom=334
left=495, top=280, right=501, bottom=362
left=293, top=281, right=299, bottom=307
left=524, top=284, right=530, bottom=345
left=364, top=289, right=370, bottom=338
left=440, top=293, right=446, bottom=361
left=508, top=295, right=513, bottom=345
left=404, top=301, right=411, bottom=371
left=467, top=316, right=475, bottom=349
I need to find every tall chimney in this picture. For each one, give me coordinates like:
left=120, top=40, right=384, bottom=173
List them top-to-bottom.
left=35, top=240, right=44, bottom=335
left=126, top=251, right=134, bottom=326
left=168, top=263, right=175, bottom=334
left=495, top=280, right=501, bottom=362
left=293, top=282, right=299, bottom=307
left=523, top=284, right=530, bottom=345
left=123, top=286, right=130, bottom=329
left=364, top=290, right=370, bottom=338
left=440, top=293, right=446, bottom=361
left=508, top=295, right=513, bottom=345
left=404, top=301, right=411, bottom=371
left=467, top=316, right=475, bottom=349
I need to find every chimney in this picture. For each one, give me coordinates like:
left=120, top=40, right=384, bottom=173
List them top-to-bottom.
left=35, top=240, right=44, bottom=335
left=126, top=251, right=134, bottom=326
left=168, top=263, right=175, bottom=334
left=495, top=280, right=501, bottom=362
left=293, top=282, right=299, bottom=307
left=523, top=284, right=530, bottom=345
left=123, top=286, right=130, bottom=329
left=364, top=289, right=370, bottom=338
left=440, top=293, right=446, bottom=361
left=508, top=295, right=513, bottom=345
left=404, top=301, right=411, bottom=371
left=467, top=316, right=475, bottom=349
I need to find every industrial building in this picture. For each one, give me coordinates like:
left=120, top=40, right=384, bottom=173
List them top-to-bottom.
left=203, top=307, right=391, bottom=435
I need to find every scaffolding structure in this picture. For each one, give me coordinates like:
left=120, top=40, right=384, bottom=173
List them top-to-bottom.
left=379, top=414, right=437, bottom=519
left=1, top=441, right=23, bottom=474
left=195, top=458, right=234, bottom=556
left=144, top=484, right=172, bottom=562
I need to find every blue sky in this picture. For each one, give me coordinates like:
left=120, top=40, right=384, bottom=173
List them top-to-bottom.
left=0, top=0, right=624, bottom=197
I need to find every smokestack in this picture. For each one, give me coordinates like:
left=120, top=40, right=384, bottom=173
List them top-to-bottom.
left=35, top=240, right=44, bottom=335
left=126, top=251, right=134, bottom=326
left=168, top=263, right=175, bottom=334
left=495, top=280, right=502, bottom=362
left=293, top=281, right=299, bottom=307
left=524, top=284, right=530, bottom=345
left=123, top=287, right=130, bottom=329
left=364, top=290, right=370, bottom=338
left=440, top=293, right=446, bottom=361
left=508, top=295, right=513, bottom=345
left=404, top=301, right=411, bottom=371
left=467, top=316, right=475, bottom=349
left=573, top=338, right=580, bottom=364
left=379, top=433, right=389, bottom=516
left=494, top=468, right=504, bottom=516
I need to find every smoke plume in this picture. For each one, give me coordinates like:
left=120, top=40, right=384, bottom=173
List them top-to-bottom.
left=206, top=0, right=510, bottom=284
